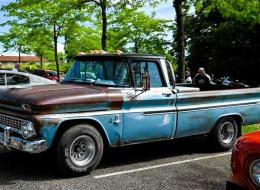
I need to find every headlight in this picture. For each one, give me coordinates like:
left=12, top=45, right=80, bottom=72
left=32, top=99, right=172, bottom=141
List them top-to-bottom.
left=21, top=122, right=36, bottom=139
left=250, top=159, right=260, bottom=187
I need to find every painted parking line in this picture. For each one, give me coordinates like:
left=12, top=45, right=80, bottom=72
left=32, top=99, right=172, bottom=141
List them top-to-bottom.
left=94, top=152, right=231, bottom=179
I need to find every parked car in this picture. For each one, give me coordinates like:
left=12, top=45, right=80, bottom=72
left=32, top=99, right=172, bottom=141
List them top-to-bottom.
left=0, top=53, right=260, bottom=176
left=33, top=69, right=58, bottom=81
left=0, top=70, right=56, bottom=88
left=227, top=131, right=260, bottom=190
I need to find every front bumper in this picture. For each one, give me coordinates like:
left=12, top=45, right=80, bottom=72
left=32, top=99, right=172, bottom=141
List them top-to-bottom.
left=0, top=127, right=48, bottom=154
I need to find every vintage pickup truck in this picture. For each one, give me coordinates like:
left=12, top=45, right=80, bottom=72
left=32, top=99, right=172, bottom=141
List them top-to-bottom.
left=0, top=53, right=260, bottom=175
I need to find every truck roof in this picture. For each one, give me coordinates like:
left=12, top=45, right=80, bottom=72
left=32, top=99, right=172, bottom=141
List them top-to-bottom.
left=74, top=53, right=165, bottom=59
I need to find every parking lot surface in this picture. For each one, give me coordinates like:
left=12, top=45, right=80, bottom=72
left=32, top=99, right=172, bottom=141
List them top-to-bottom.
left=0, top=137, right=231, bottom=190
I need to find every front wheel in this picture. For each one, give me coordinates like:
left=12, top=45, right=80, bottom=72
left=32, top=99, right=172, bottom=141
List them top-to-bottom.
left=210, top=117, right=239, bottom=151
left=57, top=124, right=103, bottom=176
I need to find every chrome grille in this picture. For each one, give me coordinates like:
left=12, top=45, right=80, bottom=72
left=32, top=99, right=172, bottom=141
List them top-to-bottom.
left=0, top=114, right=26, bottom=130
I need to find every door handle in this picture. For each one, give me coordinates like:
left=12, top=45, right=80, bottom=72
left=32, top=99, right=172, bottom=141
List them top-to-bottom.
left=162, top=92, right=172, bottom=97
left=114, top=114, right=121, bottom=125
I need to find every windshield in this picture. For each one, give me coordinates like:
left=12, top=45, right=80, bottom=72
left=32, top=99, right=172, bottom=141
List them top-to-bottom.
left=63, top=59, right=130, bottom=87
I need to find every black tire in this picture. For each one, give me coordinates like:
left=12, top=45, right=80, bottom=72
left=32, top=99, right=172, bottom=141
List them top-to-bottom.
left=210, top=117, right=239, bottom=151
left=57, top=123, right=103, bottom=176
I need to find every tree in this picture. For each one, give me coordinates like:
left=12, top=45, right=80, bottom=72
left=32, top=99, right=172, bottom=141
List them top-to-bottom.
left=1, top=0, right=85, bottom=82
left=76, top=0, right=146, bottom=51
left=173, top=0, right=185, bottom=82
left=186, top=0, right=260, bottom=85
left=201, top=0, right=260, bottom=24
left=109, top=8, right=173, bottom=55
left=0, top=24, right=30, bottom=63
left=64, top=25, right=101, bottom=62
left=25, top=28, right=54, bottom=68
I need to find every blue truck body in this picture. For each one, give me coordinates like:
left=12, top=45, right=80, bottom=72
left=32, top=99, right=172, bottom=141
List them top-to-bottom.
left=36, top=87, right=260, bottom=148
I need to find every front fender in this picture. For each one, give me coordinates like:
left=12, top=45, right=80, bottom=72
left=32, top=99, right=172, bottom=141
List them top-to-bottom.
left=35, top=113, right=123, bottom=148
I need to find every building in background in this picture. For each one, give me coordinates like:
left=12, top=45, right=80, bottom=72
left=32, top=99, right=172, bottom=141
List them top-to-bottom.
left=0, top=55, right=43, bottom=64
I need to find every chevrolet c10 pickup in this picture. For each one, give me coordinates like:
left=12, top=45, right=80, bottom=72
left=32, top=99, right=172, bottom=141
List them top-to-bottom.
left=0, top=53, right=260, bottom=175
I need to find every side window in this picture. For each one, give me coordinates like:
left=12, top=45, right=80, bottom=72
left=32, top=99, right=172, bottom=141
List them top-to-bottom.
left=131, top=61, right=163, bottom=88
left=166, top=61, right=175, bottom=86
left=113, top=62, right=130, bottom=86
left=131, top=62, right=143, bottom=87
left=0, top=74, right=6, bottom=85
left=6, top=74, right=30, bottom=85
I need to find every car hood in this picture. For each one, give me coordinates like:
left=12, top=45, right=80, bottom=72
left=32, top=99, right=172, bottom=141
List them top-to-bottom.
left=0, top=84, right=123, bottom=114
left=235, top=131, right=260, bottom=152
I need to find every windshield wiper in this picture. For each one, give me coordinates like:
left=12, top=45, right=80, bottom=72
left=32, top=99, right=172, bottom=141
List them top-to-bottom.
left=63, top=78, right=97, bottom=86
left=83, top=78, right=97, bottom=86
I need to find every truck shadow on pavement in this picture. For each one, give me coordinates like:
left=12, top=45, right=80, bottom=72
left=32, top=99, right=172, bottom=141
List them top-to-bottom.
left=0, top=136, right=226, bottom=185
left=100, top=136, right=219, bottom=169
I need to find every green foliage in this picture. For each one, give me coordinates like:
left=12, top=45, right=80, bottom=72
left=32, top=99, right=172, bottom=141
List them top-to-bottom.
left=0, top=0, right=176, bottom=66
left=1, top=0, right=87, bottom=80
left=1, top=0, right=259, bottom=84
left=195, top=0, right=260, bottom=24
left=186, top=1, right=260, bottom=85
left=61, top=2, right=175, bottom=61
left=109, top=8, right=174, bottom=57
left=0, top=23, right=31, bottom=54
left=64, top=24, right=102, bottom=61
left=20, top=62, right=40, bottom=70
left=42, top=62, right=72, bottom=72
left=1, top=64, right=15, bottom=70
left=242, top=124, right=260, bottom=134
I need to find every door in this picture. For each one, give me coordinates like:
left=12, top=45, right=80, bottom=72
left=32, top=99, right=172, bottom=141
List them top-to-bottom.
left=122, top=59, right=177, bottom=143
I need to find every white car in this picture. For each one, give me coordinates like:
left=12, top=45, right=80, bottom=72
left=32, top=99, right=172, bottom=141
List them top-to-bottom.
left=0, top=70, right=56, bottom=88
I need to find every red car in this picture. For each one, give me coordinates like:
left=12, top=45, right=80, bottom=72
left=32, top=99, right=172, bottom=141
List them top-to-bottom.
left=227, top=131, right=260, bottom=190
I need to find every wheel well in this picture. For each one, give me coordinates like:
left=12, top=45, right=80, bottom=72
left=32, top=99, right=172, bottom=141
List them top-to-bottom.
left=217, top=115, right=243, bottom=137
left=233, top=115, right=243, bottom=137
left=50, top=119, right=110, bottom=150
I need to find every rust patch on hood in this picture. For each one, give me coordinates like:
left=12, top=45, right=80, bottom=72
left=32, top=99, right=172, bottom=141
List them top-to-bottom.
left=0, top=84, right=123, bottom=114
left=106, top=89, right=123, bottom=110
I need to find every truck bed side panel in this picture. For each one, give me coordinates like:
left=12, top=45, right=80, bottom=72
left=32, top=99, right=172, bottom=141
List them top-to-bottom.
left=175, top=88, right=260, bottom=138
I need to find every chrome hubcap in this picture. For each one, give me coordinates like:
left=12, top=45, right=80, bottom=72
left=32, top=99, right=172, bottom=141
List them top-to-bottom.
left=220, top=122, right=235, bottom=144
left=69, top=135, right=96, bottom=167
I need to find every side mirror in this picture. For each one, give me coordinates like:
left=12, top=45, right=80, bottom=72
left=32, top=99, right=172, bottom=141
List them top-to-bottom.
left=142, top=72, right=150, bottom=91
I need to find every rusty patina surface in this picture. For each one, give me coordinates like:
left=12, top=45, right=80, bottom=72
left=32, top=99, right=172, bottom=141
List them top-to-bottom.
left=0, top=84, right=123, bottom=115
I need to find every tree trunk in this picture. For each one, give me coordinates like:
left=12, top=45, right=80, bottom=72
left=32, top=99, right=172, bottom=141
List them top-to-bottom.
left=101, top=0, right=107, bottom=51
left=174, top=0, right=185, bottom=83
left=53, top=24, right=60, bottom=82
left=18, top=47, right=21, bottom=64
left=40, top=54, right=43, bottom=69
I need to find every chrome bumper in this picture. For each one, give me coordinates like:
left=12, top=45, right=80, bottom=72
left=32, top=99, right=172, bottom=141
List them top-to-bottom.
left=0, top=127, right=48, bottom=154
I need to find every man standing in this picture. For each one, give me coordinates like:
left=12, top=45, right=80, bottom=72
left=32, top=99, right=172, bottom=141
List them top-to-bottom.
left=12, top=64, right=21, bottom=72
left=193, top=67, right=212, bottom=87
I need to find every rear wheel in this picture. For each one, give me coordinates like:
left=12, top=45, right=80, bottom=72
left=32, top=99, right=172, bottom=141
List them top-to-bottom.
left=210, top=117, right=239, bottom=151
left=57, top=124, right=103, bottom=176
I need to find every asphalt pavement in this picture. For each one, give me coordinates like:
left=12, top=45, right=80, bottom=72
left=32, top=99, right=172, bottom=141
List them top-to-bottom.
left=0, top=137, right=231, bottom=190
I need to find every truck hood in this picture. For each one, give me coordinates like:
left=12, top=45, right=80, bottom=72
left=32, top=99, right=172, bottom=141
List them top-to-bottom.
left=0, top=84, right=123, bottom=114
